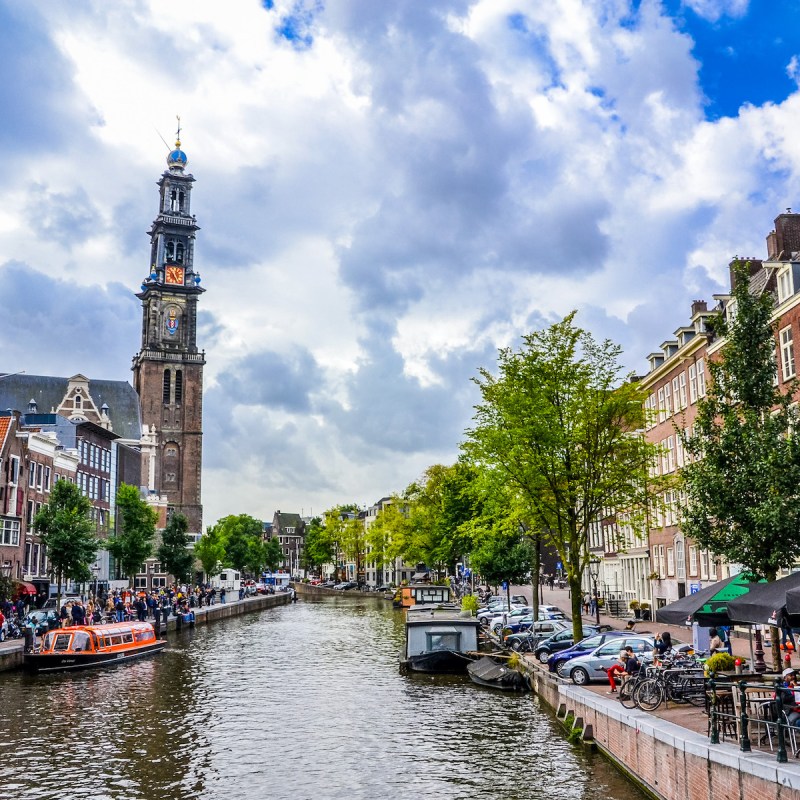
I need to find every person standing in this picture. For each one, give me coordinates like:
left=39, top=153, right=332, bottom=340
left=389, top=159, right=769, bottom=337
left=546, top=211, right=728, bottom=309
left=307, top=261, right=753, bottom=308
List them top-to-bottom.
left=71, top=601, right=86, bottom=627
left=152, top=603, right=162, bottom=637
left=708, top=628, right=724, bottom=656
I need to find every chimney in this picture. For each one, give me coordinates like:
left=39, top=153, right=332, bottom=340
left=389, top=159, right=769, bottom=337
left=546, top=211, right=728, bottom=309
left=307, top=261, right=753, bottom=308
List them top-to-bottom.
left=772, top=209, right=800, bottom=259
left=690, top=300, right=707, bottom=316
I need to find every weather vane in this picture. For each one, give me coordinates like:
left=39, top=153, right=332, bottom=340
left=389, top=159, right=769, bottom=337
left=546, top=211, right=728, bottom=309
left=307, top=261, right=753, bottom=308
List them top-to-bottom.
left=175, top=114, right=182, bottom=147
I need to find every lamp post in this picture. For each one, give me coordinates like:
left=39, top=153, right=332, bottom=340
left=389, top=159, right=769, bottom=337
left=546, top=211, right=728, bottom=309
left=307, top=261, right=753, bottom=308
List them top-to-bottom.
left=589, top=557, right=601, bottom=625
left=91, top=563, right=100, bottom=601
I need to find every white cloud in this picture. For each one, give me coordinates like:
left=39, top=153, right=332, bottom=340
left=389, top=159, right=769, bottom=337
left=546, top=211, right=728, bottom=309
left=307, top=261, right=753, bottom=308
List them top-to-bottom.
left=2, top=0, right=800, bottom=524
left=683, top=0, right=750, bottom=23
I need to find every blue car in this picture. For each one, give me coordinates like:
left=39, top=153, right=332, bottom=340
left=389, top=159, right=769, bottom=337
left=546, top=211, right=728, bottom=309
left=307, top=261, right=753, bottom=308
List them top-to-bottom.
left=546, top=630, right=629, bottom=675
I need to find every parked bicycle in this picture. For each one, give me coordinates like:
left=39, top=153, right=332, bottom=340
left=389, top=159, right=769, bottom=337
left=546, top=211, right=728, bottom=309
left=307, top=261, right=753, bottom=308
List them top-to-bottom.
left=633, top=660, right=706, bottom=711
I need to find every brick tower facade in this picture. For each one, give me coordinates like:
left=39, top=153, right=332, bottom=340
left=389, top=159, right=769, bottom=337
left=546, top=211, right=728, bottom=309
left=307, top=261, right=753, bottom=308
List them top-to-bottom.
left=132, top=132, right=205, bottom=537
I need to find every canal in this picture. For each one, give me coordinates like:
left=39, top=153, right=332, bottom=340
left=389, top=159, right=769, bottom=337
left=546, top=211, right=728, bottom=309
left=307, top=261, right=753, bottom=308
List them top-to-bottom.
left=0, top=597, right=647, bottom=800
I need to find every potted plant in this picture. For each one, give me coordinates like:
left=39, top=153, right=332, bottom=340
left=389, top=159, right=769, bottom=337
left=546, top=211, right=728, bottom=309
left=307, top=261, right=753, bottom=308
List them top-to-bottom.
left=648, top=571, right=660, bottom=581
left=629, top=599, right=641, bottom=619
left=640, top=601, right=651, bottom=621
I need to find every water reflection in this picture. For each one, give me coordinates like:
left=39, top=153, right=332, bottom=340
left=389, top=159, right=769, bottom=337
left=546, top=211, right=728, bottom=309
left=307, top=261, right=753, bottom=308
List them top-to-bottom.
left=0, top=598, right=645, bottom=800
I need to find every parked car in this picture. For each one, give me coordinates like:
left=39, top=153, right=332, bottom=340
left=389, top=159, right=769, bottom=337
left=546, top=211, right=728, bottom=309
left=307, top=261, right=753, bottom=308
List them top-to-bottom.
left=319, top=581, right=337, bottom=588
left=333, top=581, right=359, bottom=590
left=477, top=603, right=527, bottom=625
left=538, top=605, right=566, bottom=620
left=487, top=607, right=533, bottom=633
left=24, top=610, right=60, bottom=636
left=505, top=620, right=570, bottom=651
left=531, top=626, right=601, bottom=662
left=545, top=631, right=630, bottom=673
left=563, top=635, right=659, bottom=685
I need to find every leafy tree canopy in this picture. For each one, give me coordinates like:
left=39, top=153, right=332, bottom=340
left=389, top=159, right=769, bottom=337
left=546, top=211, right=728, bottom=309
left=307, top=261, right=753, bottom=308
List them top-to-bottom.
left=682, top=260, right=800, bottom=581
left=462, top=312, right=656, bottom=640
left=34, top=478, right=98, bottom=607
left=105, top=484, right=157, bottom=587
left=157, top=513, right=195, bottom=584
left=194, top=524, right=227, bottom=578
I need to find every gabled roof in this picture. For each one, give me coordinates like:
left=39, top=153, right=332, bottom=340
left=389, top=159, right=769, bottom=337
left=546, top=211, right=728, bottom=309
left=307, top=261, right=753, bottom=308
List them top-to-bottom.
left=0, top=373, right=141, bottom=440
left=0, top=416, right=11, bottom=454
left=274, top=511, right=303, bottom=528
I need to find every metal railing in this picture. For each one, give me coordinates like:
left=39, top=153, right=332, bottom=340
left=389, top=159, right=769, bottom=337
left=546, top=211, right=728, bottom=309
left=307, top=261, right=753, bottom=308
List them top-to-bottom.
left=708, top=677, right=798, bottom=764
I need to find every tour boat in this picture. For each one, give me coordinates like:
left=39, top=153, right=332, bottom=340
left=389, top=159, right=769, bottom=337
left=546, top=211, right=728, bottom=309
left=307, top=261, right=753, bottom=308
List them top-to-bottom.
left=392, top=583, right=453, bottom=609
left=400, top=606, right=481, bottom=673
left=24, top=621, right=166, bottom=673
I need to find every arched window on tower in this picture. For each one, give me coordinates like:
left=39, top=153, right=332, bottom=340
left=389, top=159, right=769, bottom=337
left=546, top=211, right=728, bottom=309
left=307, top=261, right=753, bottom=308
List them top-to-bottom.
left=170, top=189, right=178, bottom=212
left=179, top=191, right=185, bottom=212
left=165, top=241, right=175, bottom=262
left=176, top=243, right=184, bottom=264
left=163, top=369, right=171, bottom=404
left=175, top=370, right=183, bottom=403
left=74, top=395, right=82, bottom=409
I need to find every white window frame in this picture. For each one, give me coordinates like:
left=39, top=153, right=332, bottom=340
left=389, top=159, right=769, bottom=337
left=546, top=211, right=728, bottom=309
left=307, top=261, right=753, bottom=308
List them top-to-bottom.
left=778, top=267, right=793, bottom=303
left=781, top=325, right=796, bottom=380
left=697, top=358, right=707, bottom=397
left=689, top=364, right=698, bottom=403
left=679, top=372, right=687, bottom=409
left=664, top=382, right=672, bottom=417
left=657, top=388, right=665, bottom=423
left=675, top=432, right=684, bottom=468
left=675, top=540, right=686, bottom=581
left=688, top=545, right=698, bottom=576
left=667, top=547, right=675, bottom=576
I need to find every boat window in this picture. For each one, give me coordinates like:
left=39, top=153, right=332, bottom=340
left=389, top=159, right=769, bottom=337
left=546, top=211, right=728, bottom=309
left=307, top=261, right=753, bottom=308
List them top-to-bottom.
left=72, top=632, right=90, bottom=652
left=427, top=632, right=460, bottom=652
left=43, top=633, right=55, bottom=650
left=122, top=633, right=133, bottom=644
left=52, top=634, right=72, bottom=652
left=110, top=635, right=124, bottom=646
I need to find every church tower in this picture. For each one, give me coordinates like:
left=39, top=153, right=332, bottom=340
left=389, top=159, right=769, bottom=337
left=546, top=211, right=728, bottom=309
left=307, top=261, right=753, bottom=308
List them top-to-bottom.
left=132, top=127, right=204, bottom=537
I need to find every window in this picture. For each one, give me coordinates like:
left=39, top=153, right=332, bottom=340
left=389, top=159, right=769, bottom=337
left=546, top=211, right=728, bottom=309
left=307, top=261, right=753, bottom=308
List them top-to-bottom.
left=779, top=268, right=793, bottom=303
left=781, top=326, right=796, bottom=380
left=773, top=339, right=780, bottom=386
left=696, top=358, right=707, bottom=397
left=689, top=364, right=698, bottom=403
left=163, top=369, right=171, bottom=404
left=175, top=370, right=183, bottom=403
left=678, top=372, right=687, bottom=409
left=672, top=377, right=681, bottom=411
left=663, top=382, right=672, bottom=417
left=657, top=388, right=665, bottom=423
left=74, top=395, right=82, bottom=409
left=675, top=433, right=684, bottom=468
left=665, top=436, right=675, bottom=473
left=9, top=456, right=19, bottom=485
left=44, top=466, right=51, bottom=492
left=1, top=518, right=20, bottom=546
left=675, top=541, right=686, bottom=580
left=688, top=545, right=698, bottom=576
left=667, top=547, right=675, bottom=576
left=700, top=550, right=709, bottom=581
left=134, top=576, right=148, bottom=589
left=152, top=576, right=167, bottom=588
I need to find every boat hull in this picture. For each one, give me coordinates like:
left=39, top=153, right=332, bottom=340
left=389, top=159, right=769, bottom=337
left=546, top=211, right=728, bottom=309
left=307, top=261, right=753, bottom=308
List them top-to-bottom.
left=24, top=640, right=167, bottom=673
left=404, top=649, right=474, bottom=674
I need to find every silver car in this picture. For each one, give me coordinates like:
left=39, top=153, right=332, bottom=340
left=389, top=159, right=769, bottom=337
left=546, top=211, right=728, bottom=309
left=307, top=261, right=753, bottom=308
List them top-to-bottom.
left=564, top=635, right=656, bottom=685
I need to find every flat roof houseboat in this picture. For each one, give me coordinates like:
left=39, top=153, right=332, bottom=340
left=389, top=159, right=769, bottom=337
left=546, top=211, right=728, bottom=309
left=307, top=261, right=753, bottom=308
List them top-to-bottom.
left=392, top=584, right=452, bottom=609
left=400, top=607, right=481, bottom=674
left=24, top=622, right=166, bottom=673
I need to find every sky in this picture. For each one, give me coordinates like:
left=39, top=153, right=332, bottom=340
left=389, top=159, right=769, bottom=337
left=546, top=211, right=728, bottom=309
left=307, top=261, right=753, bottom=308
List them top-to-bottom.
left=2, top=0, right=800, bottom=526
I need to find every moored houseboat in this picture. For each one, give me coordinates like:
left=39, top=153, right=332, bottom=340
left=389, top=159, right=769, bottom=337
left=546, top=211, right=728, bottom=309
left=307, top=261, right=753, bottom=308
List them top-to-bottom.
left=392, top=583, right=453, bottom=609
left=400, top=606, right=481, bottom=673
left=24, top=622, right=166, bottom=673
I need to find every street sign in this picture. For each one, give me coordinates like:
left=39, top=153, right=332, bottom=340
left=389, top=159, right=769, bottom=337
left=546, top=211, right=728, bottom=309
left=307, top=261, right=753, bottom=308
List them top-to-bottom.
left=556, top=561, right=563, bottom=570
left=690, top=583, right=700, bottom=594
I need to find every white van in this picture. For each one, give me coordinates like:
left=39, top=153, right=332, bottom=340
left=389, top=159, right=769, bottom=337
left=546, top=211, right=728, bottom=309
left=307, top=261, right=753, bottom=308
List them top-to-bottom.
left=210, top=570, right=241, bottom=594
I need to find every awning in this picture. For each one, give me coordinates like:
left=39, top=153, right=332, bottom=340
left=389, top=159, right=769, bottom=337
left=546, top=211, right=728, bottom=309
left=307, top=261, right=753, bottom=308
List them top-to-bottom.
left=727, top=571, right=800, bottom=625
left=655, top=573, right=763, bottom=626
left=14, top=581, right=38, bottom=595
left=787, top=586, right=800, bottom=617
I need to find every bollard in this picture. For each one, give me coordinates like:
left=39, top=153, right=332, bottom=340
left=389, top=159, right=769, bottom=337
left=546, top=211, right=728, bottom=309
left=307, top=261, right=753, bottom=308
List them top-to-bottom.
left=23, top=626, right=34, bottom=653
left=775, top=677, right=788, bottom=764
left=709, top=679, right=720, bottom=745
left=738, top=681, right=752, bottom=752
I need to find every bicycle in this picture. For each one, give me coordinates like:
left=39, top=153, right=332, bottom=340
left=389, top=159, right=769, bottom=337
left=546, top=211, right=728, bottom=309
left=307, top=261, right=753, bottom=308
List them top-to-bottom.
left=633, top=663, right=706, bottom=711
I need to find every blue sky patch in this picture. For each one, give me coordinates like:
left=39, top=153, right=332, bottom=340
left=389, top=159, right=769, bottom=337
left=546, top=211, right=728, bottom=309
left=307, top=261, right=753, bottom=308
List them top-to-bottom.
left=665, top=0, right=800, bottom=119
left=276, top=1, right=322, bottom=51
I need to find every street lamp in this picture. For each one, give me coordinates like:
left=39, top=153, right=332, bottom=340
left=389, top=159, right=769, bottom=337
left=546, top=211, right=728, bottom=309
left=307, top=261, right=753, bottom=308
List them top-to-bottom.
left=589, top=557, right=601, bottom=625
left=91, top=563, right=100, bottom=600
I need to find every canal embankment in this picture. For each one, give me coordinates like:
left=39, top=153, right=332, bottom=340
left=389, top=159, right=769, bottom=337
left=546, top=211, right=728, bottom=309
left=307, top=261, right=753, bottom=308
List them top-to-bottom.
left=294, top=583, right=391, bottom=602
left=0, top=591, right=290, bottom=673
left=520, top=654, right=800, bottom=799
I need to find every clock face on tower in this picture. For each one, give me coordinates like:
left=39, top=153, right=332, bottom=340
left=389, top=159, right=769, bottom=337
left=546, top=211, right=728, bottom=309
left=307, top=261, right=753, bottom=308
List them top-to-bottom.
left=165, top=266, right=185, bottom=285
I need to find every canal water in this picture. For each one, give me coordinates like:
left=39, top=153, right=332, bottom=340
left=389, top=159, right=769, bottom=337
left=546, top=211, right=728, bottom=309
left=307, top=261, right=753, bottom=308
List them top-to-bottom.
left=0, top=597, right=646, bottom=800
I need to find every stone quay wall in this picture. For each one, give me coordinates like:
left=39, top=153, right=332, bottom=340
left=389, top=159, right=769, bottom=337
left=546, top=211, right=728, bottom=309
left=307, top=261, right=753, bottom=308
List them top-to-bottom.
left=294, top=583, right=391, bottom=602
left=525, top=660, right=800, bottom=800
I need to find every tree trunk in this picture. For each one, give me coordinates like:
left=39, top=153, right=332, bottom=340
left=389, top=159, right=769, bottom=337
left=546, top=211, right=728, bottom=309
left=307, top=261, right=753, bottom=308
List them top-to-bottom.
left=530, top=534, right=541, bottom=623
left=569, top=573, right=584, bottom=642
left=771, top=624, right=783, bottom=673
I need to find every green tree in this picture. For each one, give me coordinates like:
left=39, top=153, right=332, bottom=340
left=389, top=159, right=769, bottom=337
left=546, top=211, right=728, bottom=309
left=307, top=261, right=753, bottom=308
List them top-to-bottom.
left=682, top=260, right=800, bottom=670
left=463, top=313, right=656, bottom=641
left=403, top=463, right=480, bottom=576
left=33, top=478, right=98, bottom=609
left=106, top=484, right=157, bottom=587
left=364, top=500, right=410, bottom=583
left=322, top=505, right=359, bottom=581
left=157, top=513, right=195, bottom=584
left=217, top=514, right=264, bottom=573
left=301, top=517, right=332, bottom=574
left=194, top=525, right=227, bottom=578
left=469, top=527, right=533, bottom=606
left=264, top=537, right=283, bottom=573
